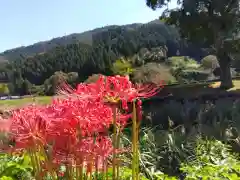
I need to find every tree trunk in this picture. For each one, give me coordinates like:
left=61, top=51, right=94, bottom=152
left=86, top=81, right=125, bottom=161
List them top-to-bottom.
left=217, top=50, right=233, bottom=89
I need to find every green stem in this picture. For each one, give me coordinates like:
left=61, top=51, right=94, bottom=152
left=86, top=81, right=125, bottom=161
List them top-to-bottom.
left=132, top=102, right=137, bottom=180
left=112, top=106, right=117, bottom=180
left=136, top=120, right=140, bottom=180
left=116, top=130, right=120, bottom=180
left=28, top=149, right=36, bottom=176
left=95, top=156, right=99, bottom=180
left=105, top=159, right=108, bottom=180
left=77, top=160, right=83, bottom=180
left=89, top=161, right=93, bottom=180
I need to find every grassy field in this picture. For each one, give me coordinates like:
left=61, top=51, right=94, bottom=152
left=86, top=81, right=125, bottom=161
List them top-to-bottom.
left=0, top=79, right=240, bottom=110
left=0, top=96, right=52, bottom=110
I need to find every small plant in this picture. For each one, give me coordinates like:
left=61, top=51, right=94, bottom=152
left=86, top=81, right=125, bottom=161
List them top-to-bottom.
left=111, top=59, right=134, bottom=76
left=181, top=139, right=240, bottom=179
left=0, top=153, right=32, bottom=179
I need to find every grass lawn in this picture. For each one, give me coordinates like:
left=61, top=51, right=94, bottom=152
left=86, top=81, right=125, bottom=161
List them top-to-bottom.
left=0, top=96, right=52, bottom=110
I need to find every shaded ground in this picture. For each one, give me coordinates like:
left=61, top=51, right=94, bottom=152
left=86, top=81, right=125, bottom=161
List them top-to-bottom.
left=142, top=80, right=240, bottom=131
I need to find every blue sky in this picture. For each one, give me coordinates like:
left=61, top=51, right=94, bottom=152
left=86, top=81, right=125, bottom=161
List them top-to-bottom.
left=0, top=0, right=177, bottom=52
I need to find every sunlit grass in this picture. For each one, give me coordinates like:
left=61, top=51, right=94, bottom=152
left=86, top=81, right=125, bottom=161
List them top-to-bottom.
left=2, top=79, right=240, bottom=110
left=209, top=80, right=240, bottom=91
left=0, top=96, right=52, bottom=109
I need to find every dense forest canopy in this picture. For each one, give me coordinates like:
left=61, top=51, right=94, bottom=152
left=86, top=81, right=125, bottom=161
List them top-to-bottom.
left=0, top=20, right=208, bottom=95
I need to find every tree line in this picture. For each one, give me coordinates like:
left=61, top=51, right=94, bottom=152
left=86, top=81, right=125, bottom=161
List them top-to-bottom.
left=0, top=22, right=207, bottom=95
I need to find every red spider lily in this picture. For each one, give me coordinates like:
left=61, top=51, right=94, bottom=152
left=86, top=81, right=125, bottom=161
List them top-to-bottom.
left=59, top=75, right=165, bottom=110
left=1, top=76, right=153, bottom=177
left=51, top=96, right=131, bottom=129
left=45, top=97, right=129, bottom=167
left=48, top=97, right=114, bottom=136
left=7, top=105, right=50, bottom=150
left=0, top=117, right=12, bottom=132
left=51, top=136, right=115, bottom=170
left=75, top=136, right=113, bottom=169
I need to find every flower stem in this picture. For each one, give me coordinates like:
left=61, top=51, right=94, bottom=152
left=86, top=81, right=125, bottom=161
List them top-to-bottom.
left=132, top=101, right=137, bottom=180
left=112, top=106, right=117, bottom=180
left=136, top=120, right=140, bottom=180
left=116, top=129, right=121, bottom=179
left=105, top=159, right=108, bottom=180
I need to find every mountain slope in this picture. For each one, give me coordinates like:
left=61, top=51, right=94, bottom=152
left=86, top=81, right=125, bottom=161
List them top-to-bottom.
left=0, top=20, right=178, bottom=61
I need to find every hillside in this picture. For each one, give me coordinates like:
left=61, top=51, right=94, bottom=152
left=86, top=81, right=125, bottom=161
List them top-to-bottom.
left=0, top=19, right=209, bottom=95
left=0, top=20, right=173, bottom=61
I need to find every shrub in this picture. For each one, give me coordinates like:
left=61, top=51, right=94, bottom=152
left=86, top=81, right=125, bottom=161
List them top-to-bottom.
left=201, top=55, right=219, bottom=69
left=167, top=56, right=200, bottom=69
left=168, top=56, right=209, bottom=82
left=111, top=59, right=133, bottom=76
left=132, top=63, right=176, bottom=84
left=84, top=74, right=103, bottom=83
left=0, top=84, right=9, bottom=96
left=29, top=85, right=45, bottom=95
left=181, top=139, right=240, bottom=179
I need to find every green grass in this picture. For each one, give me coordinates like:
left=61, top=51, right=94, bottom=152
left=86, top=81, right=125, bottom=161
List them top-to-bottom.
left=1, top=79, right=240, bottom=110
left=0, top=96, right=52, bottom=109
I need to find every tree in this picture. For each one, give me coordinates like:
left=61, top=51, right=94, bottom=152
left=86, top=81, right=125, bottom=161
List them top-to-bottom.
left=145, top=0, right=240, bottom=88
left=201, top=55, right=219, bottom=69
left=111, top=58, right=134, bottom=76
left=132, top=62, right=176, bottom=84
left=44, top=71, right=68, bottom=95
left=0, top=84, right=9, bottom=95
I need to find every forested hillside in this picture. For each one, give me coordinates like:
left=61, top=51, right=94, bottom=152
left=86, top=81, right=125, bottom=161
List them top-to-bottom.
left=0, top=20, right=208, bottom=95
left=0, top=21, right=164, bottom=61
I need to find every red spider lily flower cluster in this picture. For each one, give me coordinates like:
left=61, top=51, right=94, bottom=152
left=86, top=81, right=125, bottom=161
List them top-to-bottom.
left=0, top=75, right=165, bottom=174
left=60, top=75, right=165, bottom=110
left=3, top=99, right=122, bottom=166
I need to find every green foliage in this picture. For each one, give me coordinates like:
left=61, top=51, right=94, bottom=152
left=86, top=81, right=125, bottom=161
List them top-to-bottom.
left=145, top=0, right=239, bottom=88
left=146, top=0, right=240, bottom=47
left=0, top=21, right=209, bottom=95
left=3, top=23, right=181, bottom=85
left=142, top=47, right=168, bottom=63
left=201, top=55, right=219, bottom=69
left=167, top=56, right=207, bottom=82
left=167, top=56, right=200, bottom=70
left=111, top=59, right=134, bottom=76
left=132, top=62, right=176, bottom=84
left=43, top=71, right=78, bottom=95
left=44, top=71, right=67, bottom=95
left=84, top=74, right=102, bottom=84
left=0, top=84, right=9, bottom=95
left=29, top=85, right=45, bottom=96
left=181, top=139, right=240, bottom=179
left=0, top=153, right=32, bottom=180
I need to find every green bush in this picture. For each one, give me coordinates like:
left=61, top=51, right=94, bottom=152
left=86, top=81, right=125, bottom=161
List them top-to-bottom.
left=201, top=55, right=219, bottom=69
left=167, top=56, right=200, bottom=69
left=167, top=56, right=212, bottom=82
left=111, top=58, right=134, bottom=76
left=132, top=63, right=176, bottom=84
left=84, top=74, right=103, bottom=84
left=29, top=85, right=45, bottom=96
left=181, top=139, right=240, bottom=179
left=0, top=153, right=33, bottom=179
